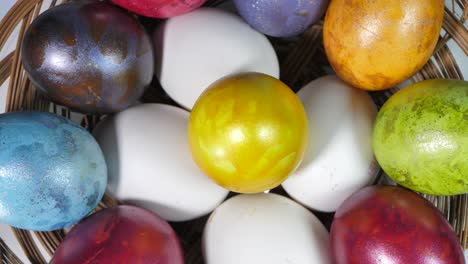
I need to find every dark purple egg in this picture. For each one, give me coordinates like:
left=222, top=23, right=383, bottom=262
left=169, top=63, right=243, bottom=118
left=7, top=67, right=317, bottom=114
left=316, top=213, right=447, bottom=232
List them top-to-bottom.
left=233, top=0, right=329, bottom=38
left=21, top=2, right=154, bottom=114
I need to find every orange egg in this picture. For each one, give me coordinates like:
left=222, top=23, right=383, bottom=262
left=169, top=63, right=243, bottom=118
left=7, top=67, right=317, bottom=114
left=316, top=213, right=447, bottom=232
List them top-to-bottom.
left=323, top=0, right=444, bottom=90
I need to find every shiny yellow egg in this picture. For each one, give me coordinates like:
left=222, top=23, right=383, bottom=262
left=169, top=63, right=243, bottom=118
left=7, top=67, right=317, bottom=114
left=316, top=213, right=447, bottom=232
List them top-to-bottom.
left=188, top=73, right=308, bottom=193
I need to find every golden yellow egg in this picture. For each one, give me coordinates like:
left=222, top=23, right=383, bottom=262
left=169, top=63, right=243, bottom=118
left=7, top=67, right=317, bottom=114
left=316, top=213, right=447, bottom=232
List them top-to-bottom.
left=323, top=0, right=444, bottom=90
left=188, top=73, right=308, bottom=193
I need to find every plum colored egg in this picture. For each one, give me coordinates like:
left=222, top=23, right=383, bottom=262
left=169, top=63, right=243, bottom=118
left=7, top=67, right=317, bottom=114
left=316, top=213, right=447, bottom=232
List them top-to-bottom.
left=111, top=0, right=206, bottom=18
left=233, top=0, right=329, bottom=37
left=323, top=0, right=444, bottom=90
left=21, top=2, right=154, bottom=114
left=154, top=8, right=279, bottom=110
left=188, top=72, right=308, bottom=193
left=282, top=76, right=379, bottom=212
left=373, top=79, right=468, bottom=195
left=93, top=104, right=229, bottom=222
left=0, top=112, right=107, bottom=231
left=331, top=186, right=465, bottom=264
left=203, top=193, right=331, bottom=264
left=51, top=205, right=184, bottom=264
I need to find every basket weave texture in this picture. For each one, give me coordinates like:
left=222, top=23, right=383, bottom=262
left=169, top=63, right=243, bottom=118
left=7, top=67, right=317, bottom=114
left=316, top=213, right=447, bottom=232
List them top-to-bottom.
left=0, top=0, right=467, bottom=263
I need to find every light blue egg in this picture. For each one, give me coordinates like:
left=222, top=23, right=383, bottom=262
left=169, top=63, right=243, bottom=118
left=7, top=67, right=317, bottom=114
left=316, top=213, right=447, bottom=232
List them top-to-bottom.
left=0, top=112, right=107, bottom=231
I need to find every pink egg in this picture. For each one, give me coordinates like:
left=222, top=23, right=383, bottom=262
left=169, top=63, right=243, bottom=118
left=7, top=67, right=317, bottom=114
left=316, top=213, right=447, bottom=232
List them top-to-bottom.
left=111, top=0, right=207, bottom=18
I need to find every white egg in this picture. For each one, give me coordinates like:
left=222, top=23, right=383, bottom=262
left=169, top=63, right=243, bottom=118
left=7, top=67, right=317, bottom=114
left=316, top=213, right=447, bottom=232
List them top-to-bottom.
left=153, top=7, right=279, bottom=110
left=282, top=75, right=379, bottom=212
left=93, top=104, right=229, bottom=222
left=203, top=193, right=331, bottom=264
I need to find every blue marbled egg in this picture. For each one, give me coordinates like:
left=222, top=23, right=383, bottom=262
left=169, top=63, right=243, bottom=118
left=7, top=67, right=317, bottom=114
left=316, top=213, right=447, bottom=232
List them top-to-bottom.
left=233, top=0, right=329, bottom=37
left=0, top=112, right=107, bottom=231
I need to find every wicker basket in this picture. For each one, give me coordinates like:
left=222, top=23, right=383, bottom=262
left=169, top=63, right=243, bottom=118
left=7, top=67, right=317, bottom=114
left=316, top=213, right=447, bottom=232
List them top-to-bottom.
left=0, top=0, right=466, bottom=263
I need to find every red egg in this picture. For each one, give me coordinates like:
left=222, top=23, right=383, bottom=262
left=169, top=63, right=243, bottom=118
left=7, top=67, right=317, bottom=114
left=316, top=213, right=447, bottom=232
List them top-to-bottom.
left=110, top=0, right=207, bottom=18
left=330, top=186, right=464, bottom=264
left=51, top=205, right=184, bottom=264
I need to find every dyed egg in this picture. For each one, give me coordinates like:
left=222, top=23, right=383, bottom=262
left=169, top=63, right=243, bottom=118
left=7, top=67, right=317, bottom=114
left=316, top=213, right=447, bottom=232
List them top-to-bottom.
left=111, top=0, right=206, bottom=18
left=233, top=0, right=329, bottom=37
left=323, top=0, right=444, bottom=90
left=21, top=2, right=154, bottom=114
left=154, top=8, right=279, bottom=110
left=188, top=72, right=308, bottom=193
left=282, top=76, right=379, bottom=212
left=373, top=79, right=468, bottom=195
left=93, top=104, right=229, bottom=221
left=0, top=112, right=107, bottom=231
left=331, top=186, right=465, bottom=263
left=203, top=193, right=331, bottom=263
left=51, top=205, right=184, bottom=264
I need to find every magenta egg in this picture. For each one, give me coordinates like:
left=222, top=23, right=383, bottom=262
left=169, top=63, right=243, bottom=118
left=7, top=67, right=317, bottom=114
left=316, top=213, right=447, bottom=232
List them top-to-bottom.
left=110, top=0, right=207, bottom=18
left=330, top=186, right=465, bottom=264
left=51, top=205, right=184, bottom=264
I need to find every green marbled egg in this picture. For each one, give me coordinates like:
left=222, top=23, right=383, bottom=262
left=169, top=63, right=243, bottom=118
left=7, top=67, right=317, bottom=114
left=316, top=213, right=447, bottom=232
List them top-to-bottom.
left=373, top=79, right=467, bottom=195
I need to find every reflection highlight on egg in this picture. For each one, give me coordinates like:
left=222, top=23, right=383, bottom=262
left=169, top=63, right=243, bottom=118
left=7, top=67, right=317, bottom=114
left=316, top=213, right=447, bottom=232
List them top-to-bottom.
left=188, top=72, right=308, bottom=193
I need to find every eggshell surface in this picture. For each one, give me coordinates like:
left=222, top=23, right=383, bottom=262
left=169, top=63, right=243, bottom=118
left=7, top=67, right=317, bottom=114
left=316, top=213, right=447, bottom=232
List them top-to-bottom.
left=111, top=0, right=206, bottom=18
left=233, top=0, right=329, bottom=37
left=323, top=0, right=444, bottom=90
left=21, top=2, right=154, bottom=114
left=153, top=8, right=279, bottom=110
left=188, top=73, right=308, bottom=193
left=282, top=75, right=378, bottom=212
left=373, top=79, right=468, bottom=195
left=93, top=104, right=229, bottom=221
left=0, top=112, right=107, bottom=231
left=331, top=186, right=465, bottom=263
left=203, top=193, right=331, bottom=264
left=51, top=205, right=184, bottom=264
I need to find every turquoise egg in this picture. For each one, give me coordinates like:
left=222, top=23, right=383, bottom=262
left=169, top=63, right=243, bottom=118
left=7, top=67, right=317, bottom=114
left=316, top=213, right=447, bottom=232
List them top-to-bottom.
left=0, top=112, right=107, bottom=231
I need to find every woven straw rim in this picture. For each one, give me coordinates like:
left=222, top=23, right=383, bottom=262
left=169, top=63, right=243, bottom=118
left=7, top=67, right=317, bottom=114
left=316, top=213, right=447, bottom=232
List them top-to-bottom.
left=0, top=0, right=467, bottom=263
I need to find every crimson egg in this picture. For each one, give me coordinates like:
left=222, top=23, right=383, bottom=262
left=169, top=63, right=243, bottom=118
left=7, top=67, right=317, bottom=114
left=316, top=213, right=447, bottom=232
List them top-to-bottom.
left=330, top=186, right=464, bottom=264
left=50, top=205, right=184, bottom=264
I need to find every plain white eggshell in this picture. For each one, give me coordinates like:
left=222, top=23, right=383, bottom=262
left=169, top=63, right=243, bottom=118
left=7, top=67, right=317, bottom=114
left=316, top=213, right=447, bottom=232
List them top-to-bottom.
left=153, top=7, right=279, bottom=110
left=282, top=75, right=379, bottom=212
left=93, top=104, right=229, bottom=222
left=203, top=193, right=331, bottom=264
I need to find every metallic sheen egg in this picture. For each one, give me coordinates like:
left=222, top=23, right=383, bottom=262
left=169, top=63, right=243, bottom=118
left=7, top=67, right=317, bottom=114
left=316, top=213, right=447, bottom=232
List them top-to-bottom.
left=21, top=2, right=154, bottom=114
left=188, top=72, right=308, bottom=193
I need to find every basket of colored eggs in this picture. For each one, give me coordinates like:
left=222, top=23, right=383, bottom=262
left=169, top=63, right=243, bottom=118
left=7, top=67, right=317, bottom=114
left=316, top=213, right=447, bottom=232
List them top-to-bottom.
left=0, top=0, right=466, bottom=263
